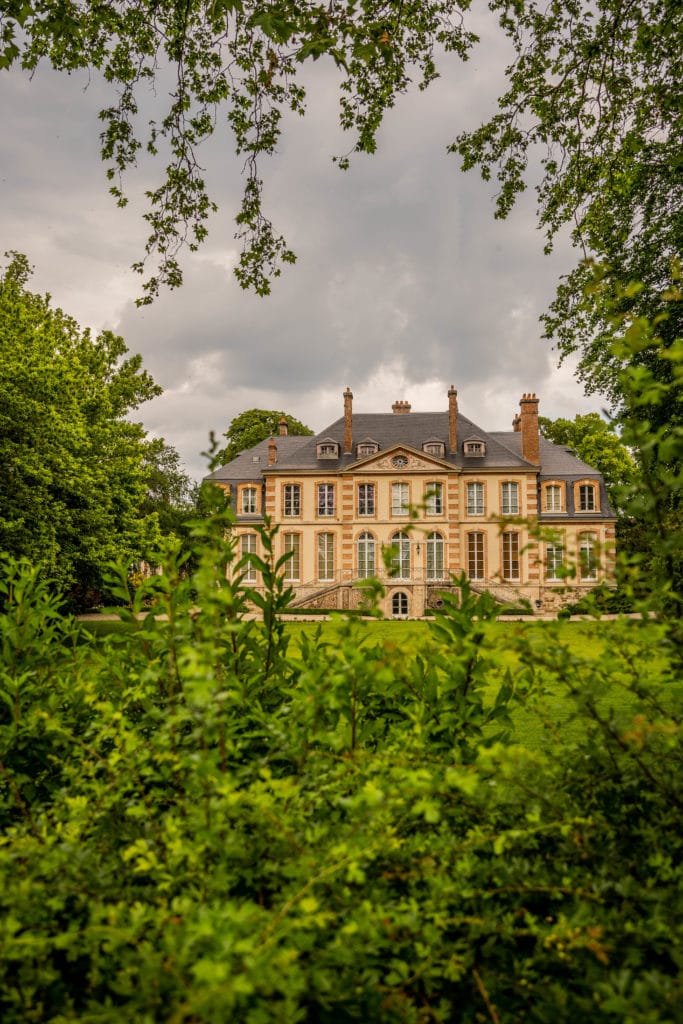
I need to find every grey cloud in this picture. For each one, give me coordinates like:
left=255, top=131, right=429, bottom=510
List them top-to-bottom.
left=2, top=17, right=593, bottom=484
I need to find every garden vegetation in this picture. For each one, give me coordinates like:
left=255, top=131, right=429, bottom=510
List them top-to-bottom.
left=1, top=289, right=681, bottom=1020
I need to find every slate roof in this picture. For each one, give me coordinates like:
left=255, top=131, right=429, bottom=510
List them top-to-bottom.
left=206, top=412, right=614, bottom=518
left=489, top=433, right=602, bottom=478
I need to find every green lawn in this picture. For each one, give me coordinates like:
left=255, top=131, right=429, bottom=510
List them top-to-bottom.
left=76, top=615, right=668, bottom=752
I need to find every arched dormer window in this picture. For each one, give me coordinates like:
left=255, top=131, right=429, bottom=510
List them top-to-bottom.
left=463, top=437, right=486, bottom=458
left=356, top=438, right=379, bottom=458
left=422, top=438, right=445, bottom=457
left=317, top=439, right=339, bottom=460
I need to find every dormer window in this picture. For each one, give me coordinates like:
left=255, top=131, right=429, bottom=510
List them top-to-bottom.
left=463, top=438, right=486, bottom=457
left=356, top=439, right=379, bottom=458
left=317, top=440, right=339, bottom=460
left=423, top=440, right=445, bottom=457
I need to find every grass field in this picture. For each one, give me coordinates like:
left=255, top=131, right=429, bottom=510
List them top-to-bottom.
left=76, top=615, right=669, bottom=752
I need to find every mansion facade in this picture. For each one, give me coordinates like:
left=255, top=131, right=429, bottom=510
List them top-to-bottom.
left=206, top=388, right=616, bottom=616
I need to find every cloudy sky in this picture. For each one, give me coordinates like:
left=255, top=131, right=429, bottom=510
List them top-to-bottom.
left=1, top=11, right=603, bottom=482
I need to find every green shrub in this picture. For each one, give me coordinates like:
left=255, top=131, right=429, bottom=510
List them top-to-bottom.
left=0, top=512, right=680, bottom=1023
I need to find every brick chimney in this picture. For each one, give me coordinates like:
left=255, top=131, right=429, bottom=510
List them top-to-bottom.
left=448, top=385, right=458, bottom=453
left=343, top=387, right=353, bottom=454
left=519, top=393, right=540, bottom=463
left=392, top=400, right=411, bottom=414
left=512, top=413, right=521, bottom=432
left=278, top=416, right=288, bottom=436
left=268, top=437, right=277, bottom=466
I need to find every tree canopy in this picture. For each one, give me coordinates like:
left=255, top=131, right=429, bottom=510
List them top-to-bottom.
left=0, top=0, right=474, bottom=301
left=2, top=0, right=680, bottom=419
left=453, top=0, right=682, bottom=412
left=0, top=252, right=163, bottom=605
left=218, top=408, right=313, bottom=465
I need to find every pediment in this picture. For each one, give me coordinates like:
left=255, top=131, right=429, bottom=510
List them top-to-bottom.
left=350, top=445, right=451, bottom=472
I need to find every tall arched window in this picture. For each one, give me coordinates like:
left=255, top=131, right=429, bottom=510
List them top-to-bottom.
left=390, top=531, right=410, bottom=579
left=357, top=532, right=376, bottom=578
left=426, top=532, right=444, bottom=580
left=579, top=532, right=598, bottom=580
left=392, top=592, right=409, bottom=617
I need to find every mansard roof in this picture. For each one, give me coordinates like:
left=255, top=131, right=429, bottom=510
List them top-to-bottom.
left=206, top=409, right=611, bottom=506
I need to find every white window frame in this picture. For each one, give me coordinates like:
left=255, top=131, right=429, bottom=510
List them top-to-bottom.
left=392, top=482, right=409, bottom=516
left=426, top=482, right=443, bottom=515
left=466, top=482, right=484, bottom=516
left=501, top=482, right=519, bottom=516
left=317, top=483, right=335, bottom=517
left=358, top=483, right=375, bottom=517
left=283, top=484, right=301, bottom=517
left=545, top=484, right=563, bottom=512
left=241, top=486, right=257, bottom=515
left=390, top=531, right=411, bottom=580
left=357, top=532, right=376, bottom=578
left=426, top=532, right=444, bottom=580
left=240, top=533, right=257, bottom=582
left=283, top=533, right=301, bottom=581
left=317, top=533, right=335, bottom=581
left=580, top=533, right=598, bottom=580
left=546, top=543, right=564, bottom=581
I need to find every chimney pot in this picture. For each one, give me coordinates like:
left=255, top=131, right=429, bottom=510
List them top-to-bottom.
left=278, top=416, right=288, bottom=436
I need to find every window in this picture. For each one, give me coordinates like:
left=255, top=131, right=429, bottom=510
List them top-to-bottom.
left=464, top=439, right=486, bottom=457
left=317, top=441, right=339, bottom=459
left=423, top=441, right=444, bottom=457
left=357, top=442, right=378, bottom=457
left=392, top=482, right=409, bottom=515
left=426, top=482, right=443, bottom=515
left=466, top=482, right=484, bottom=516
left=501, top=482, right=519, bottom=515
left=317, top=483, right=335, bottom=517
left=358, top=483, right=375, bottom=516
left=578, top=483, right=596, bottom=511
left=283, top=484, right=301, bottom=517
left=545, top=484, right=563, bottom=512
left=241, top=486, right=257, bottom=514
left=390, top=531, right=410, bottom=579
left=358, top=532, right=376, bottom=578
left=426, top=532, right=444, bottom=580
left=502, top=532, right=520, bottom=581
left=240, top=533, right=257, bottom=582
left=283, top=533, right=300, bottom=581
left=318, top=533, right=335, bottom=581
left=468, top=533, right=485, bottom=580
left=580, top=533, right=598, bottom=580
left=546, top=543, right=564, bottom=580
left=392, top=592, right=408, bottom=617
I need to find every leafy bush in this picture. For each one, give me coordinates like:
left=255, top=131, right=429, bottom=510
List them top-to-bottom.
left=0, top=505, right=680, bottom=1023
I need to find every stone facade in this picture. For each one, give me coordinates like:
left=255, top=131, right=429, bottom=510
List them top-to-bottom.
left=206, top=389, right=616, bottom=616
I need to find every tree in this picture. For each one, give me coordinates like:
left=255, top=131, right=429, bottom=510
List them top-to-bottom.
left=0, top=0, right=474, bottom=301
left=453, top=0, right=682, bottom=415
left=0, top=252, right=162, bottom=606
left=217, top=408, right=313, bottom=465
left=539, top=412, right=635, bottom=511
left=140, top=437, right=198, bottom=540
